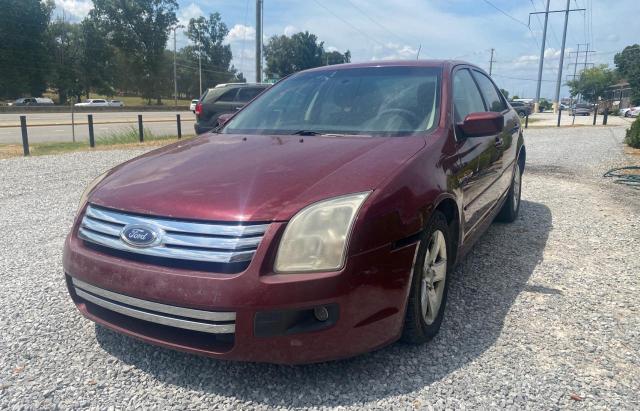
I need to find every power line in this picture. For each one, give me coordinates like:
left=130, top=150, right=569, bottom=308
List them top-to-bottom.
left=311, top=0, right=388, bottom=49
left=344, top=0, right=414, bottom=48
left=481, top=0, right=539, bottom=48
left=481, top=0, right=529, bottom=27
left=493, top=73, right=557, bottom=82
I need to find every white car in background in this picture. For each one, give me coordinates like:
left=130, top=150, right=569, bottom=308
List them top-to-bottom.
left=74, top=99, right=110, bottom=107
left=190, top=99, right=198, bottom=113
left=109, top=100, right=124, bottom=107
left=622, top=106, right=640, bottom=117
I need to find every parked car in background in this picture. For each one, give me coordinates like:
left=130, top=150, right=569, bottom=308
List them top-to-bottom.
left=64, top=60, right=525, bottom=364
left=194, top=83, right=270, bottom=134
left=9, top=97, right=54, bottom=106
left=75, top=99, right=110, bottom=107
left=190, top=99, right=198, bottom=113
left=109, top=100, right=124, bottom=107
left=509, top=101, right=531, bottom=117
left=571, top=103, right=592, bottom=116
left=621, top=106, right=640, bottom=117
left=628, top=107, right=640, bottom=118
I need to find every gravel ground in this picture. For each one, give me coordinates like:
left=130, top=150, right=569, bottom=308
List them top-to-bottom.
left=0, top=126, right=638, bottom=410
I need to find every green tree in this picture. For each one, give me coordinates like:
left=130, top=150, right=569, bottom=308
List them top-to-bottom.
left=0, top=0, right=54, bottom=99
left=89, top=0, right=178, bottom=104
left=182, top=12, right=238, bottom=90
left=78, top=19, right=116, bottom=99
left=48, top=20, right=83, bottom=104
left=265, top=31, right=326, bottom=78
left=614, top=44, right=640, bottom=105
left=324, top=50, right=351, bottom=66
left=567, top=65, right=615, bottom=103
left=539, top=98, right=552, bottom=111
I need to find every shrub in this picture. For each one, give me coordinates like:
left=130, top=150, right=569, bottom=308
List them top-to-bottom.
left=625, top=117, right=640, bottom=148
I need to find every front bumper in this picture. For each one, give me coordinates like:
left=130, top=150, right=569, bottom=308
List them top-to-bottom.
left=63, top=224, right=417, bottom=364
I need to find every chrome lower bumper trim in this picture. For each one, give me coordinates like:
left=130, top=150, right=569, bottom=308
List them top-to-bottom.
left=72, top=278, right=235, bottom=334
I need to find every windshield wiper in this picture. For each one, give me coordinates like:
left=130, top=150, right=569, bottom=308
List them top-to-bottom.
left=290, top=130, right=322, bottom=136
left=290, top=130, right=357, bottom=137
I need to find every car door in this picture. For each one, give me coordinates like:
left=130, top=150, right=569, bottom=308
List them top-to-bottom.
left=452, top=68, right=503, bottom=234
left=470, top=69, right=518, bottom=200
left=200, top=88, right=239, bottom=128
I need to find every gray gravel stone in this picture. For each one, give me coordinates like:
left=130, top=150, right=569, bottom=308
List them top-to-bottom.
left=0, top=126, right=638, bottom=409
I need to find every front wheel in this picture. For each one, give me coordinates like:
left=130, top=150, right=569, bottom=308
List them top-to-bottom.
left=496, top=163, right=522, bottom=223
left=402, top=211, right=451, bottom=344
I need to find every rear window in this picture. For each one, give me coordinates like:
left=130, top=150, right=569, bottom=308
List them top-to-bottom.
left=237, top=87, right=265, bottom=102
left=202, top=88, right=237, bottom=103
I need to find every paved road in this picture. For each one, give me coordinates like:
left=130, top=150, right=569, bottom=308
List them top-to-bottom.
left=0, top=111, right=196, bottom=143
left=0, top=126, right=638, bottom=409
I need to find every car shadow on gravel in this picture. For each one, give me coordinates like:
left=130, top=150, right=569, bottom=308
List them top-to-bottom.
left=95, top=199, right=552, bottom=408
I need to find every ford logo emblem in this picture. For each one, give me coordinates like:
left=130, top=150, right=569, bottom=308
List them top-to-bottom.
left=120, top=224, right=161, bottom=248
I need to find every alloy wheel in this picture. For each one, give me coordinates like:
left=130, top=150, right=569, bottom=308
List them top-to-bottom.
left=512, top=165, right=521, bottom=210
left=421, top=230, right=447, bottom=325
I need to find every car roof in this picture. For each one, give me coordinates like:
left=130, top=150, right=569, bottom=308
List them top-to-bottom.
left=301, top=59, right=468, bottom=74
left=212, top=83, right=270, bottom=89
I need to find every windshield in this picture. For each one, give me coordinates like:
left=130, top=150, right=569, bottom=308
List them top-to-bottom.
left=223, top=66, right=441, bottom=136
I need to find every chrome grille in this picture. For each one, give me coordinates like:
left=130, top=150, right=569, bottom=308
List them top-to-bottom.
left=79, top=204, right=268, bottom=263
left=72, top=278, right=235, bottom=334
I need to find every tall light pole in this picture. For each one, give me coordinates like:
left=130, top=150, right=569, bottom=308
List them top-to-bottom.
left=255, top=0, right=263, bottom=83
left=172, top=25, right=184, bottom=108
left=198, top=32, right=203, bottom=96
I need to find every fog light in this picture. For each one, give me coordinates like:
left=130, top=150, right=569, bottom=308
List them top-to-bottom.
left=314, top=306, right=329, bottom=322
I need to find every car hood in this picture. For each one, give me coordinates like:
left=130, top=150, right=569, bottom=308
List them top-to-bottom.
left=89, top=133, right=425, bottom=222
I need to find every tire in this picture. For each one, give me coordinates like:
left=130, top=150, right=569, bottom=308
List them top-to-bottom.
left=518, top=111, right=525, bottom=119
left=496, top=162, right=522, bottom=223
left=401, top=211, right=451, bottom=344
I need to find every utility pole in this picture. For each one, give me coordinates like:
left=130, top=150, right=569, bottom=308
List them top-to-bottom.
left=255, top=0, right=263, bottom=83
left=532, top=0, right=550, bottom=114
left=554, top=0, right=570, bottom=116
left=530, top=1, right=585, bottom=113
left=172, top=25, right=184, bottom=107
left=198, top=32, right=202, bottom=96
left=489, top=48, right=495, bottom=76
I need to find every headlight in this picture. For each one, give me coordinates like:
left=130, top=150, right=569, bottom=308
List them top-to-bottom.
left=77, top=170, right=110, bottom=214
left=274, top=192, right=371, bottom=273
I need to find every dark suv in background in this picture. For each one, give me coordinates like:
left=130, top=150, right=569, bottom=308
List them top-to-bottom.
left=195, top=83, right=270, bottom=134
left=509, top=101, right=531, bottom=117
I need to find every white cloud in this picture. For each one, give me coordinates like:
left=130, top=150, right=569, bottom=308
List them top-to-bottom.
left=54, top=0, right=92, bottom=19
left=178, top=3, right=204, bottom=27
left=226, top=24, right=256, bottom=43
left=283, top=25, right=299, bottom=36
left=373, top=43, right=418, bottom=60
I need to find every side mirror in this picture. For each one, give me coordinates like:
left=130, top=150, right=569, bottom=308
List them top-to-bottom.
left=217, top=112, right=235, bottom=127
left=458, top=112, right=504, bottom=137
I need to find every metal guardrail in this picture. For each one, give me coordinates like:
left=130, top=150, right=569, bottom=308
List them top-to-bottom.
left=18, top=113, right=186, bottom=156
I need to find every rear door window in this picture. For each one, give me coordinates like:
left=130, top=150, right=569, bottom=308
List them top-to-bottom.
left=472, top=71, right=507, bottom=112
left=236, top=87, right=264, bottom=102
left=216, top=89, right=238, bottom=102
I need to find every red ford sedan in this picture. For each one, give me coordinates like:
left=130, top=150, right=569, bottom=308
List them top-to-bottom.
left=63, top=60, right=525, bottom=364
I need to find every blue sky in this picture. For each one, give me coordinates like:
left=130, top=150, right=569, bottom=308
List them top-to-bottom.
left=55, top=0, right=640, bottom=99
